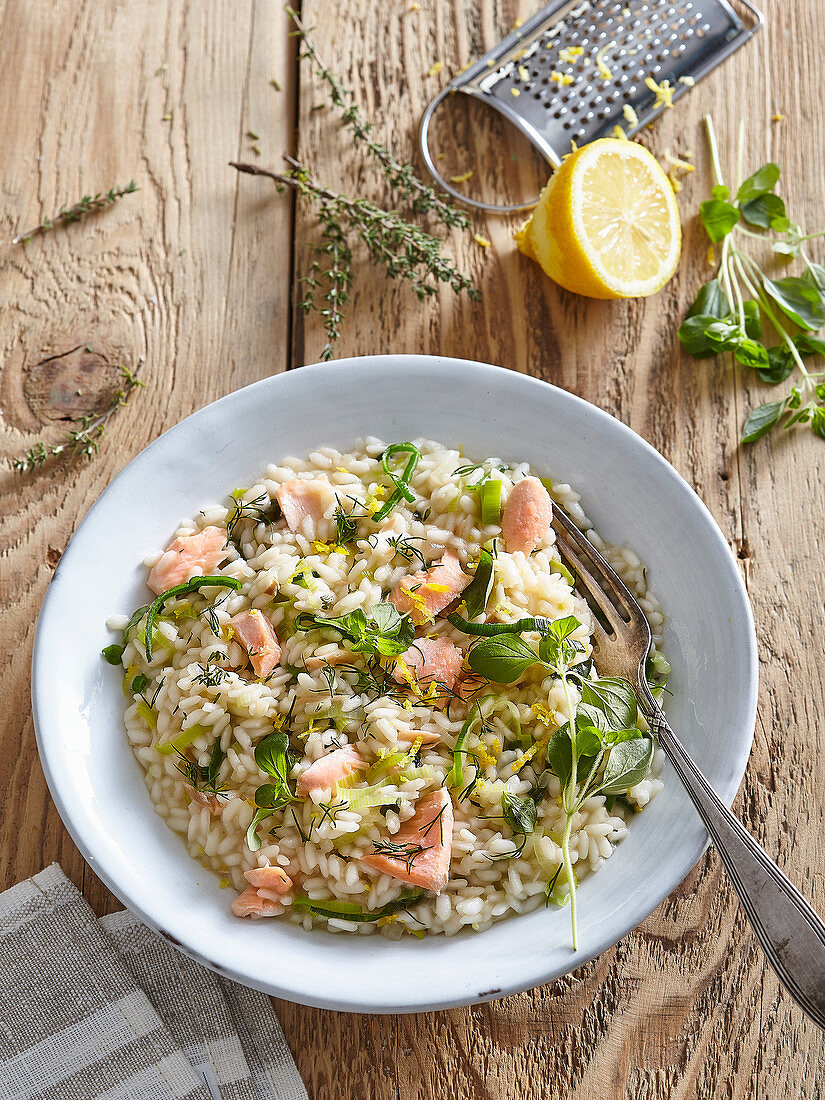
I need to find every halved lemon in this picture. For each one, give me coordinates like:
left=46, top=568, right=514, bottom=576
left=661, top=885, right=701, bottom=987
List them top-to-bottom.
left=516, top=138, right=681, bottom=299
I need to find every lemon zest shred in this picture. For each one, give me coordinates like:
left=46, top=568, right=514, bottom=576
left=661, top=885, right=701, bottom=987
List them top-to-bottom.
left=595, top=44, right=613, bottom=80
left=558, top=46, right=583, bottom=63
left=427, top=60, right=443, bottom=77
left=518, top=65, right=530, bottom=82
left=550, top=69, right=574, bottom=86
left=678, top=75, right=695, bottom=87
left=645, top=76, right=675, bottom=109
left=510, top=87, right=521, bottom=97
left=622, top=103, right=639, bottom=127
left=772, top=112, right=784, bottom=122
left=612, top=125, right=628, bottom=141
left=449, top=170, right=474, bottom=184
left=473, top=234, right=491, bottom=248
left=707, top=244, right=716, bottom=266
left=312, top=540, right=349, bottom=556
left=531, top=702, right=555, bottom=728
left=512, top=728, right=554, bottom=772
left=219, top=877, right=230, bottom=889
left=377, top=913, right=399, bottom=926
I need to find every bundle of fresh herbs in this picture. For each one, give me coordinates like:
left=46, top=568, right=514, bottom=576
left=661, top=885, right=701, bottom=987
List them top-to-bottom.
left=679, top=116, right=825, bottom=444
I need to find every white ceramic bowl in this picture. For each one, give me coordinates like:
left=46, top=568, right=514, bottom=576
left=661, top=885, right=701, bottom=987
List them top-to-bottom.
left=33, top=355, right=758, bottom=1013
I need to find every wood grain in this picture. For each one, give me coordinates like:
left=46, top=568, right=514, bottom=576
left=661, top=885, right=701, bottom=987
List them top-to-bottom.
left=2, top=0, right=824, bottom=1096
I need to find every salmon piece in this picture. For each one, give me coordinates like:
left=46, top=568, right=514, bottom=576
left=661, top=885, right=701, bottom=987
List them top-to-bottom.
left=275, top=476, right=335, bottom=536
left=501, top=477, right=553, bottom=556
left=147, top=526, right=229, bottom=595
left=389, top=550, right=471, bottom=625
left=230, top=609, right=282, bottom=677
left=393, top=638, right=463, bottom=691
left=296, top=745, right=364, bottom=796
left=185, top=785, right=225, bottom=816
left=361, top=788, right=454, bottom=894
left=244, top=865, right=293, bottom=893
left=231, top=886, right=283, bottom=919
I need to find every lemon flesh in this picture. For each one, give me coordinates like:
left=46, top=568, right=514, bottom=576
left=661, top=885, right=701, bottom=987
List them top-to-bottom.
left=517, top=139, right=681, bottom=300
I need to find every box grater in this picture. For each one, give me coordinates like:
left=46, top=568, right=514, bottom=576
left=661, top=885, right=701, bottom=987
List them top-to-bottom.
left=419, top=0, right=763, bottom=212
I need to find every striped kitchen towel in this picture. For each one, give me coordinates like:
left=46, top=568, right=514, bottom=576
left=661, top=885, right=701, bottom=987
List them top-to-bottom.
left=0, top=865, right=308, bottom=1100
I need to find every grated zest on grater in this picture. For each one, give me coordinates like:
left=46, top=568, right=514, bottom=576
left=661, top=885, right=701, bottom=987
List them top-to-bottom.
left=419, top=0, right=763, bottom=213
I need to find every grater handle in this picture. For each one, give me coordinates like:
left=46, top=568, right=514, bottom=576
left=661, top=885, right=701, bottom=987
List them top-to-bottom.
left=419, top=89, right=545, bottom=215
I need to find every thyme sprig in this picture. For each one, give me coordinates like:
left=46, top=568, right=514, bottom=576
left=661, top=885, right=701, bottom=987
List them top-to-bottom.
left=286, top=7, right=470, bottom=233
left=233, top=159, right=477, bottom=301
left=231, top=160, right=479, bottom=359
left=13, top=181, right=138, bottom=244
left=13, top=365, right=144, bottom=474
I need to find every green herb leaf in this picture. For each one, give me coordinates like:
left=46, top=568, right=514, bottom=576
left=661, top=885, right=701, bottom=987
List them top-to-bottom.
left=736, top=162, right=780, bottom=205
left=711, top=184, right=730, bottom=201
left=740, top=192, right=787, bottom=229
left=700, top=199, right=740, bottom=242
left=762, top=275, right=825, bottom=331
left=685, top=279, right=731, bottom=321
left=741, top=300, right=762, bottom=340
left=794, top=333, right=825, bottom=357
left=733, top=338, right=770, bottom=371
left=758, top=347, right=795, bottom=385
left=741, top=399, right=787, bottom=443
left=811, top=407, right=825, bottom=440
left=458, top=548, right=494, bottom=620
left=295, top=602, right=414, bottom=657
left=468, top=633, right=538, bottom=683
left=101, top=643, right=125, bottom=665
left=131, top=673, right=149, bottom=693
left=579, top=677, right=638, bottom=732
left=547, top=725, right=572, bottom=787
left=599, top=737, right=653, bottom=794
left=501, top=792, right=537, bottom=836
left=246, top=807, right=271, bottom=851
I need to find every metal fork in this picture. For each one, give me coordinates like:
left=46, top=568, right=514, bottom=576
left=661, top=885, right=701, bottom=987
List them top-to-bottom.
left=551, top=502, right=825, bottom=1030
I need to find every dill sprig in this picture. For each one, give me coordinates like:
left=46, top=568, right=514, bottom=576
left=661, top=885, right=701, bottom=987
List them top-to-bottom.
left=286, top=7, right=470, bottom=233
left=230, top=159, right=479, bottom=358
left=13, top=181, right=138, bottom=244
left=13, top=365, right=144, bottom=474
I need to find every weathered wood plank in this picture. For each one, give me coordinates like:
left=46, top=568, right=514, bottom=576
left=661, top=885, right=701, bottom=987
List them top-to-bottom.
left=0, top=0, right=294, bottom=915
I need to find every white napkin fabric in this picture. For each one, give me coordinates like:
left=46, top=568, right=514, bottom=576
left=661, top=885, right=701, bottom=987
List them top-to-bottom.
left=0, top=865, right=308, bottom=1100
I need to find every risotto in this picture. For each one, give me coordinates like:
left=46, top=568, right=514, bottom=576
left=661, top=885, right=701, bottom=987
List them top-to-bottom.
left=103, top=438, right=668, bottom=941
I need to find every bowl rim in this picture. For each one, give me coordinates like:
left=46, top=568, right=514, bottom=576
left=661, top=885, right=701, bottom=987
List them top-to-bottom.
left=32, top=354, right=759, bottom=1012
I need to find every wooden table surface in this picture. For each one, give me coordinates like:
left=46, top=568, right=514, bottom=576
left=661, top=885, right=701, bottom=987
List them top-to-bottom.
left=3, top=1, right=825, bottom=1096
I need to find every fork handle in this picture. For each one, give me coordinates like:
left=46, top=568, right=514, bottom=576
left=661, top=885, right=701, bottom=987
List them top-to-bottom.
left=642, top=698, right=825, bottom=1030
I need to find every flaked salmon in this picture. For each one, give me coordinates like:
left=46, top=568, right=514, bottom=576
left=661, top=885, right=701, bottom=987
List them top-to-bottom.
left=276, top=476, right=335, bottom=536
left=501, top=477, right=553, bottom=556
left=147, top=526, right=229, bottom=595
left=389, top=550, right=470, bottom=625
left=230, top=609, right=281, bottom=677
left=393, top=637, right=462, bottom=691
left=296, top=744, right=364, bottom=796
left=185, top=785, right=225, bottom=816
left=361, top=788, right=454, bottom=894
left=244, top=865, right=293, bottom=893
left=231, top=886, right=283, bottom=919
